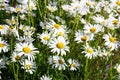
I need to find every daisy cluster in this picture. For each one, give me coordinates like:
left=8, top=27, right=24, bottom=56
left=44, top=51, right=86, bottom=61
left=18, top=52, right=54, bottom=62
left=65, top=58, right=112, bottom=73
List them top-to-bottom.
left=0, top=0, right=120, bottom=80
left=0, top=0, right=38, bottom=75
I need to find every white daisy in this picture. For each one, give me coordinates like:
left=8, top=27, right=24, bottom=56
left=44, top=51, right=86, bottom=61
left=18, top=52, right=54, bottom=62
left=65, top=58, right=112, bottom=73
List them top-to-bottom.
left=17, top=0, right=28, bottom=5
left=47, top=1, right=58, bottom=12
left=105, top=14, right=120, bottom=30
left=92, top=15, right=106, bottom=26
left=6, top=16, right=16, bottom=26
left=46, top=20, right=63, bottom=32
left=84, top=23, right=102, bottom=39
left=0, top=25, right=9, bottom=35
left=8, top=26, right=19, bottom=37
left=75, top=30, right=91, bottom=43
left=38, top=32, right=50, bottom=45
left=103, top=33, right=120, bottom=51
left=17, top=36, right=34, bottom=43
left=0, top=37, right=9, bottom=53
left=49, top=37, right=69, bottom=56
left=15, top=42, right=38, bottom=60
left=82, top=44, right=98, bottom=59
left=11, top=52, right=22, bottom=62
left=52, top=55, right=67, bottom=70
left=68, top=58, right=80, bottom=71
left=21, top=59, right=36, bottom=74
left=115, top=64, right=120, bottom=74
left=40, top=75, right=52, bottom=80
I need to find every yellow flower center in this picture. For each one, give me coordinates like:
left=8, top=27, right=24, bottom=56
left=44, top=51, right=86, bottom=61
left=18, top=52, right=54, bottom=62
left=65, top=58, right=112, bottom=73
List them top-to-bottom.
left=116, top=1, right=120, bottom=6
left=86, top=2, right=91, bottom=6
left=0, top=5, right=5, bottom=8
left=16, top=7, right=21, bottom=12
left=10, top=20, right=14, bottom=24
left=112, top=20, right=118, bottom=25
left=101, top=21, right=105, bottom=25
left=54, top=24, right=60, bottom=29
left=0, top=25, right=4, bottom=29
left=9, top=26, right=14, bottom=30
left=90, top=27, right=96, bottom=33
left=58, top=32, right=63, bottom=36
left=43, top=36, right=49, bottom=41
left=81, top=36, right=87, bottom=41
left=109, top=37, right=115, bottom=43
left=56, top=42, right=64, bottom=49
left=0, top=43, right=5, bottom=48
left=23, top=47, right=31, bottom=53
left=87, top=48, right=93, bottom=54
left=15, top=55, right=21, bottom=61
left=58, top=59, right=63, bottom=64
left=71, top=63, right=75, bottom=67
left=26, top=64, right=31, bottom=70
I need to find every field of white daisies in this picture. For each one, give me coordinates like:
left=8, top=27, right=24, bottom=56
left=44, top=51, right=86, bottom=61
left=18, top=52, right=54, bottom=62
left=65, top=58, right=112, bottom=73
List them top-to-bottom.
left=0, top=0, right=120, bottom=80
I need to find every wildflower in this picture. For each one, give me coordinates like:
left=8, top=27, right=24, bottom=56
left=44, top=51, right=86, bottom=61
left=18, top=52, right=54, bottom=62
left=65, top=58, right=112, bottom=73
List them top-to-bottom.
left=17, top=0, right=28, bottom=5
left=47, top=1, right=58, bottom=12
left=105, top=14, right=120, bottom=30
left=6, top=16, right=16, bottom=26
left=46, top=20, right=63, bottom=31
left=84, top=23, right=102, bottom=39
left=0, top=25, right=9, bottom=35
left=75, top=30, right=91, bottom=43
left=38, top=32, right=50, bottom=45
left=103, top=33, right=120, bottom=51
left=17, top=36, right=34, bottom=43
left=0, top=37, right=9, bottom=53
left=49, top=37, right=69, bottom=56
left=15, top=42, right=38, bottom=60
left=82, top=44, right=98, bottom=59
left=97, top=46, right=113, bottom=57
left=11, top=52, right=22, bottom=62
left=51, top=55, right=67, bottom=70
left=0, top=57, right=9, bottom=69
left=21, top=59, right=36, bottom=74
left=68, top=59, right=80, bottom=71
left=115, top=64, right=120, bottom=73
left=40, top=75, right=52, bottom=80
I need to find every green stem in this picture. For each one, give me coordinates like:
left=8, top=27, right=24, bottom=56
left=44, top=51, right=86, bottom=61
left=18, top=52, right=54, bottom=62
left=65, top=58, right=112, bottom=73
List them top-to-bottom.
left=84, top=58, right=89, bottom=80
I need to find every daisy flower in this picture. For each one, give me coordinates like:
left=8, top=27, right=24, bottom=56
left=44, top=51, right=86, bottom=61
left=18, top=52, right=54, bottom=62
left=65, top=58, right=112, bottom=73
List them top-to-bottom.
left=17, top=0, right=28, bottom=5
left=110, top=0, right=120, bottom=7
left=47, top=1, right=58, bottom=12
left=105, top=14, right=120, bottom=30
left=92, top=15, right=106, bottom=26
left=6, top=16, right=16, bottom=26
left=46, top=20, right=63, bottom=32
left=84, top=23, right=102, bottom=39
left=0, top=25, right=9, bottom=35
left=8, top=26, right=19, bottom=37
left=75, top=30, right=91, bottom=43
left=38, top=32, right=51, bottom=45
left=103, top=33, right=120, bottom=51
left=17, top=36, right=34, bottom=43
left=0, top=37, right=9, bottom=53
left=49, top=37, right=69, bottom=56
left=15, top=43, right=38, bottom=60
left=82, top=44, right=98, bottom=59
left=97, top=46, right=112, bottom=57
left=11, top=52, right=23, bottom=62
left=52, top=55, right=67, bottom=70
left=21, top=59, right=36, bottom=74
left=67, top=59, right=80, bottom=71
left=115, top=64, right=120, bottom=74
left=40, top=75, right=52, bottom=80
